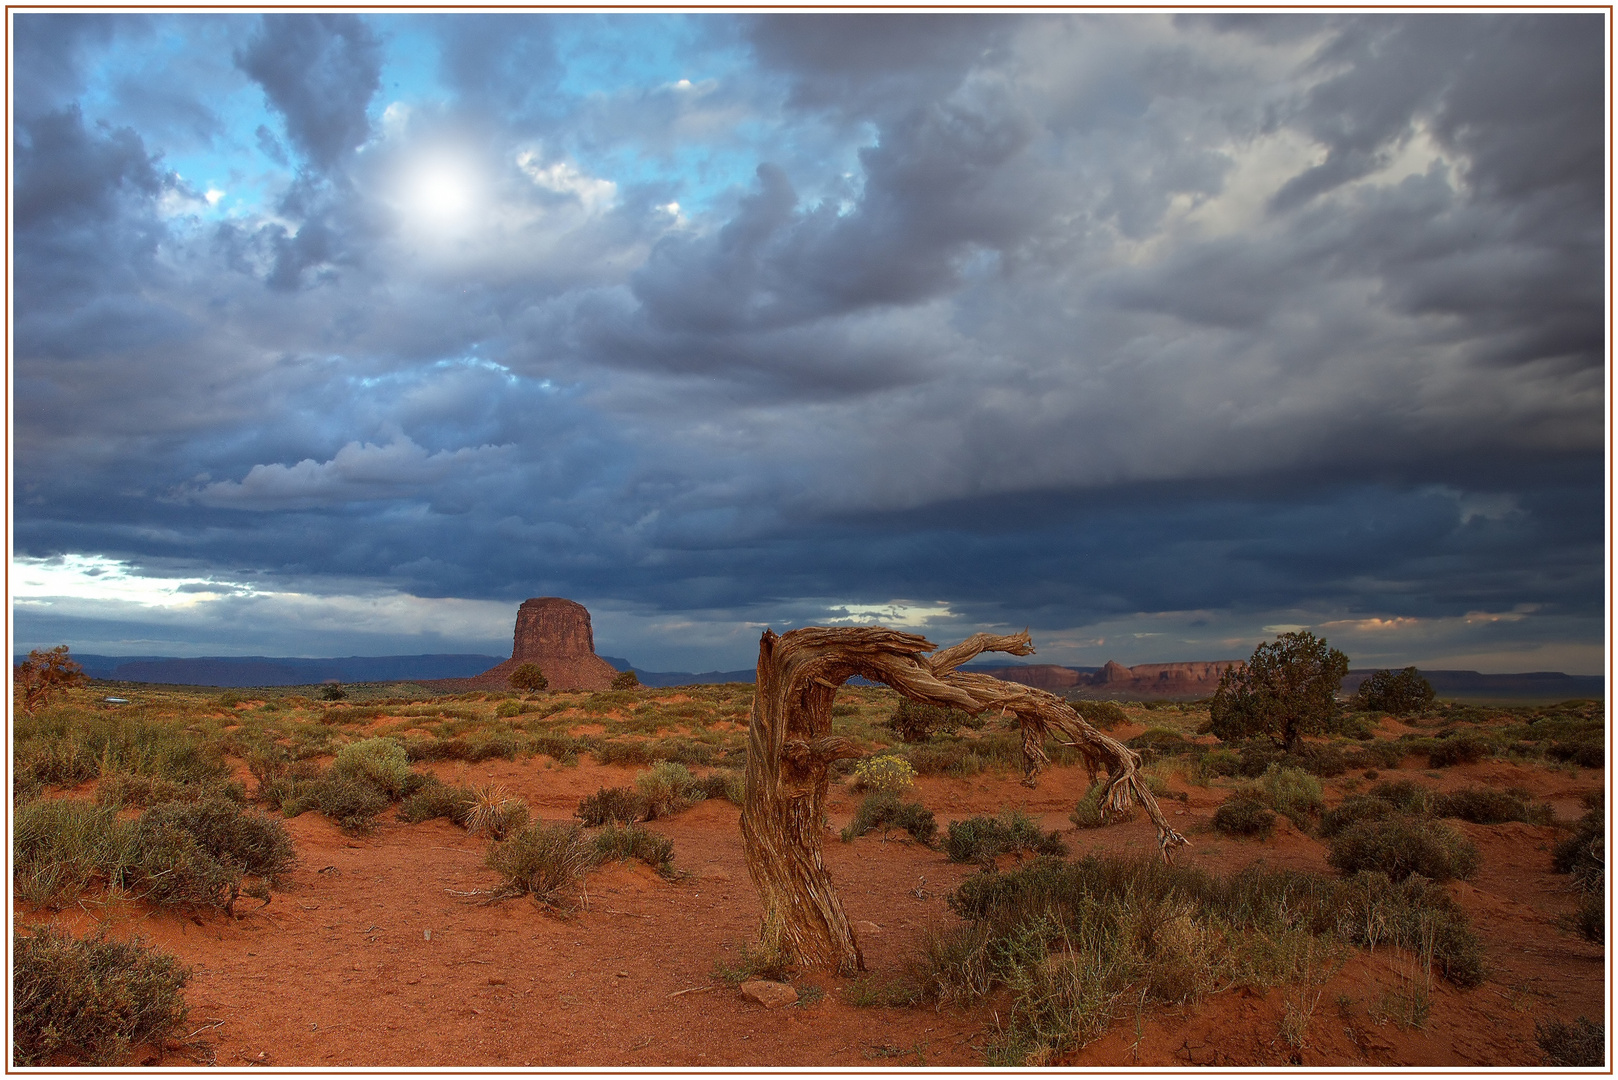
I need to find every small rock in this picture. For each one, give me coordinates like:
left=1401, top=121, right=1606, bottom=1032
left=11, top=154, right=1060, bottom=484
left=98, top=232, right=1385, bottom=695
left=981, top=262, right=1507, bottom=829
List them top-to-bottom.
left=853, top=920, right=881, bottom=935
left=616, top=970, right=629, bottom=978
left=488, top=977, right=506, bottom=986
left=739, top=978, right=799, bottom=1009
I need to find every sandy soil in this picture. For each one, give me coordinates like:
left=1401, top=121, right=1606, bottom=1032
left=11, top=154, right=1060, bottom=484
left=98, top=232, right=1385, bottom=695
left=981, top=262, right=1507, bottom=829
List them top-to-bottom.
left=16, top=726, right=1605, bottom=1069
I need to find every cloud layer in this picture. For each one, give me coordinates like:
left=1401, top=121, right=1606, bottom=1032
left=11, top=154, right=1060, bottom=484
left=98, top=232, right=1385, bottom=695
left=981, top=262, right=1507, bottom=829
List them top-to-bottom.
left=11, top=13, right=1606, bottom=672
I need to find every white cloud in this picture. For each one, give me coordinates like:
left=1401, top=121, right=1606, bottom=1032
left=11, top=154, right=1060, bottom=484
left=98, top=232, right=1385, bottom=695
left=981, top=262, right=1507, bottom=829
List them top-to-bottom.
left=190, top=436, right=513, bottom=510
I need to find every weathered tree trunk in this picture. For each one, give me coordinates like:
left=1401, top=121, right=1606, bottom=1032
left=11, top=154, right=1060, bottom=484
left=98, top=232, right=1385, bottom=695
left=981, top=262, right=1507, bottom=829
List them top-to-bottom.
left=739, top=626, right=1189, bottom=975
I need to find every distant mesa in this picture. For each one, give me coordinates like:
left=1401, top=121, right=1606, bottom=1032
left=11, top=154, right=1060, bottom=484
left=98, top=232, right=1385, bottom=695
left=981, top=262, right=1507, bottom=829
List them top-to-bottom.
left=472, top=597, right=619, bottom=692
left=973, top=660, right=1239, bottom=699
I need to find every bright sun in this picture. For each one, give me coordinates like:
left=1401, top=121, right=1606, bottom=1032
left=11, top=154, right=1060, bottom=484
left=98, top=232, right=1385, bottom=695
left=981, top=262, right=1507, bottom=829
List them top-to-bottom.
left=402, top=157, right=477, bottom=228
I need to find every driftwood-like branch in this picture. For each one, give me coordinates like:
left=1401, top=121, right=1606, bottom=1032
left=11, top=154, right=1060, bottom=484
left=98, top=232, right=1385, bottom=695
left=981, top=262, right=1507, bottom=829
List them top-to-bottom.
left=740, top=625, right=1189, bottom=974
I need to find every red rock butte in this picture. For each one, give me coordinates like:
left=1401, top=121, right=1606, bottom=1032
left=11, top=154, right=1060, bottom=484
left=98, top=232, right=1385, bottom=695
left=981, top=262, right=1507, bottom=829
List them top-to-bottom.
left=474, top=597, right=619, bottom=692
left=977, top=659, right=1240, bottom=699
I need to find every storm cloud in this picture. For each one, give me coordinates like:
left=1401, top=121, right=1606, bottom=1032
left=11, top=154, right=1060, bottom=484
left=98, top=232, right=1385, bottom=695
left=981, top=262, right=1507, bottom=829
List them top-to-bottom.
left=11, top=12, right=1606, bottom=674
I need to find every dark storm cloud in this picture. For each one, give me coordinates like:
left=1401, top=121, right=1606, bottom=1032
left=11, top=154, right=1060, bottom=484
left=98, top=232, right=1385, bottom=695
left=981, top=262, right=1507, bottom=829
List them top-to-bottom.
left=10, top=13, right=1605, bottom=671
left=235, top=14, right=382, bottom=171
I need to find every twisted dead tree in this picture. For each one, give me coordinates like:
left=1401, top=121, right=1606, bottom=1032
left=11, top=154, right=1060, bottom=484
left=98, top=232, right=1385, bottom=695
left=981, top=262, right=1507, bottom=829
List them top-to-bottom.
left=739, top=625, right=1189, bottom=975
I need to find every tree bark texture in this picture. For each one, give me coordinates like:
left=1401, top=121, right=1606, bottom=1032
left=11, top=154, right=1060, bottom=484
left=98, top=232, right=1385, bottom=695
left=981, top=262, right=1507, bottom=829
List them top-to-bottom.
left=740, top=626, right=1190, bottom=974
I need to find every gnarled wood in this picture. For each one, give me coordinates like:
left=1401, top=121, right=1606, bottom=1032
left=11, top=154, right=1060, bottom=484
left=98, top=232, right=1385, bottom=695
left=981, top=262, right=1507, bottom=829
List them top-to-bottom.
left=740, top=625, right=1190, bottom=974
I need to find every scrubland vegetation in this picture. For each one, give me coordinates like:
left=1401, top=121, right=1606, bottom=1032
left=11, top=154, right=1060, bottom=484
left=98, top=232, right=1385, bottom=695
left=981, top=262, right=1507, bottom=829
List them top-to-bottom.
left=10, top=668, right=1606, bottom=1067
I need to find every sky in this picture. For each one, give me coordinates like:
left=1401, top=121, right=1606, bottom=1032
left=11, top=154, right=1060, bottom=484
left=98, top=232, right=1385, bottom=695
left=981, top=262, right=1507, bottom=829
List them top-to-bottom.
left=9, top=11, right=1609, bottom=675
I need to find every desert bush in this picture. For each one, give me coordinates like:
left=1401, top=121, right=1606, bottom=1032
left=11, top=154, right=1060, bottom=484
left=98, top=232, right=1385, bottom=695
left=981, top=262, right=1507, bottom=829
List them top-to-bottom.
left=13, top=646, right=88, bottom=716
left=508, top=663, right=548, bottom=695
left=1353, top=667, right=1436, bottom=716
left=610, top=670, right=642, bottom=690
left=320, top=682, right=348, bottom=701
left=887, top=699, right=969, bottom=742
left=495, top=700, right=523, bottom=718
left=1070, top=700, right=1127, bottom=729
left=15, top=714, right=229, bottom=791
left=1127, top=727, right=1191, bottom=760
left=1425, top=731, right=1494, bottom=768
left=530, top=732, right=585, bottom=764
left=646, top=737, right=717, bottom=767
left=332, top=738, right=415, bottom=798
left=1547, top=739, right=1605, bottom=769
left=591, top=740, right=656, bottom=768
left=1344, top=741, right=1406, bottom=770
left=905, top=742, right=990, bottom=778
left=1287, top=742, right=1348, bottom=777
left=1193, top=748, right=1244, bottom=779
left=851, top=754, right=917, bottom=792
left=635, top=761, right=705, bottom=818
left=1236, top=764, right=1323, bottom=830
left=690, top=769, right=739, bottom=804
left=95, top=771, right=246, bottom=810
left=281, top=772, right=392, bottom=833
left=1367, top=779, right=1436, bottom=816
left=1069, top=780, right=1135, bottom=829
left=397, top=781, right=476, bottom=825
left=463, top=784, right=530, bottom=839
left=576, top=785, right=650, bottom=826
left=1434, top=787, right=1553, bottom=826
left=841, top=790, right=937, bottom=845
left=1319, top=794, right=1400, bottom=839
left=137, top=797, right=294, bottom=881
left=1212, top=797, right=1276, bottom=840
left=121, top=798, right=293, bottom=909
left=14, top=799, right=131, bottom=908
left=1553, top=805, right=1604, bottom=887
left=944, top=810, right=1066, bottom=865
left=1326, top=817, right=1479, bottom=883
left=486, top=822, right=598, bottom=908
left=593, top=823, right=674, bottom=874
left=928, top=852, right=1480, bottom=1063
left=1328, top=870, right=1485, bottom=987
left=13, top=927, right=190, bottom=1066
left=1536, top=1016, right=1605, bottom=1067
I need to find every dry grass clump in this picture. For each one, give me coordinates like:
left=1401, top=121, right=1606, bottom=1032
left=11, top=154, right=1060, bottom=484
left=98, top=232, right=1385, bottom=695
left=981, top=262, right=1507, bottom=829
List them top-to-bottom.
left=634, top=761, right=707, bottom=818
left=95, top=771, right=247, bottom=809
left=397, top=780, right=477, bottom=825
left=1069, top=780, right=1137, bottom=829
left=463, top=783, right=530, bottom=839
left=841, top=790, right=937, bottom=845
left=15, top=796, right=293, bottom=912
left=1211, top=796, right=1276, bottom=840
left=1552, top=803, right=1604, bottom=943
left=944, top=810, right=1066, bottom=865
left=1326, top=816, right=1479, bottom=883
left=486, top=822, right=600, bottom=909
left=592, top=822, right=675, bottom=874
left=890, top=853, right=1483, bottom=1064
left=13, top=927, right=191, bottom=1066
left=1535, top=1016, right=1605, bottom=1066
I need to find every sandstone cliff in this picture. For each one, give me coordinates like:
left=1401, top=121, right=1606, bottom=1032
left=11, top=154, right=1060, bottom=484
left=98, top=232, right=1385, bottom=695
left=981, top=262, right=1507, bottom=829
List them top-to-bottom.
left=470, top=597, right=619, bottom=692
left=975, top=659, right=1238, bottom=699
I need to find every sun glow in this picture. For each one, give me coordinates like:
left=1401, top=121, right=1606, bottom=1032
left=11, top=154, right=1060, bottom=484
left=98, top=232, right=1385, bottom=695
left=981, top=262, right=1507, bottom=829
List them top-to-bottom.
left=399, top=155, right=479, bottom=229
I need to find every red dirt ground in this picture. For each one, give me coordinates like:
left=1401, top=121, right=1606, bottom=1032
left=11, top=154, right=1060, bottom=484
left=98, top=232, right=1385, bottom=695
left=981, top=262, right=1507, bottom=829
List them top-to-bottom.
left=16, top=721, right=1606, bottom=1068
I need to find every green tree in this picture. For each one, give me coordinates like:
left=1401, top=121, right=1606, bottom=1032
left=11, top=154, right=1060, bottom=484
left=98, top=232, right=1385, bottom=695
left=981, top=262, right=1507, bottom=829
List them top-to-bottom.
left=1210, top=631, right=1350, bottom=753
left=14, top=645, right=87, bottom=716
left=509, top=663, right=548, bottom=697
left=1353, top=666, right=1435, bottom=716
left=610, top=669, right=641, bottom=690
left=320, top=681, right=348, bottom=701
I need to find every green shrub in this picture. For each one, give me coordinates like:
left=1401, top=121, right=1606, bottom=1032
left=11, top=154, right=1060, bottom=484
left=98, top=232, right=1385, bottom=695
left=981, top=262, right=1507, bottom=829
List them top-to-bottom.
left=610, top=670, right=642, bottom=690
left=887, top=699, right=969, bottom=742
left=495, top=700, right=523, bottom=718
left=1070, top=700, right=1127, bottom=729
left=1127, top=728, right=1190, bottom=759
left=1426, top=731, right=1494, bottom=768
left=332, top=738, right=414, bottom=798
left=592, top=740, right=655, bottom=767
left=1344, top=741, right=1406, bottom=770
left=905, top=742, right=990, bottom=778
left=1195, top=748, right=1244, bottom=778
left=852, top=754, right=917, bottom=792
left=635, top=761, right=705, bottom=818
left=1237, top=764, right=1323, bottom=829
left=695, top=769, right=745, bottom=805
left=95, top=772, right=246, bottom=809
left=281, top=772, right=392, bottom=833
left=1367, top=779, right=1437, bottom=816
left=1069, top=780, right=1134, bottom=829
left=397, top=781, right=476, bottom=825
left=576, top=786, right=650, bottom=826
left=1435, top=787, right=1553, bottom=826
left=841, top=790, right=937, bottom=845
left=1319, top=794, right=1399, bottom=839
left=1212, top=797, right=1276, bottom=840
left=137, top=798, right=294, bottom=880
left=14, top=799, right=131, bottom=908
left=1553, top=805, right=1604, bottom=888
left=944, top=810, right=1066, bottom=865
left=1326, top=817, right=1479, bottom=883
left=486, top=822, right=598, bottom=908
left=593, top=823, right=673, bottom=874
left=928, top=852, right=1482, bottom=1063
left=13, top=927, right=190, bottom=1066
left=1536, top=1017, right=1605, bottom=1067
